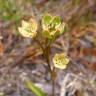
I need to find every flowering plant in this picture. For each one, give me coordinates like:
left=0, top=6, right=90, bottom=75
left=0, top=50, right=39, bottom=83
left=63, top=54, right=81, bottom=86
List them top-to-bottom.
left=18, top=13, right=69, bottom=96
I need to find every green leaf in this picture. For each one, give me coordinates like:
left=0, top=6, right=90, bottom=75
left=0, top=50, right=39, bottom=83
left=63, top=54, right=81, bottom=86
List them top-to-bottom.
left=42, top=14, right=52, bottom=29
left=2, top=15, right=12, bottom=21
left=51, top=16, right=61, bottom=28
left=24, top=79, right=46, bottom=96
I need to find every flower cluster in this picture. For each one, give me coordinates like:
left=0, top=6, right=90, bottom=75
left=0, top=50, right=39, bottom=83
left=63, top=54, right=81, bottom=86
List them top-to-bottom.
left=18, top=14, right=69, bottom=69
left=18, top=14, right=65, bottom=40
left=42, top=14, right=65, bottom=39
left=53, top=53, right=69, bottom=69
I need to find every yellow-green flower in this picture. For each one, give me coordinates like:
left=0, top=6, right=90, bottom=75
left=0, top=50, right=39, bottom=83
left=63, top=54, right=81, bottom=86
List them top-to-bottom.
left=42, top=14, right=66, bottom=39
left=18, top=19, right=37, bottom=38
left=53, top=53, right=69, bottom=69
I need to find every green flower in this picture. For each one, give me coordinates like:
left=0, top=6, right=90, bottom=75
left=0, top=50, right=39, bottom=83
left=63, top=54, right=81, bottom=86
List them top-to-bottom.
left=42, top=14, right=66, bottom=39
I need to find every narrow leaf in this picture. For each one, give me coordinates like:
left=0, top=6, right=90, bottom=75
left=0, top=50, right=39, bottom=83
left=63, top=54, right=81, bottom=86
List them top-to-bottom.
left=24, top=79, right=46, bottom=96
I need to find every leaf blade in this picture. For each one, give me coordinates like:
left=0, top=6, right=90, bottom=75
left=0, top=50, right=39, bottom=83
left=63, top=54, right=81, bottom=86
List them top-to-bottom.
left=24, top=79, right=46, bottom=96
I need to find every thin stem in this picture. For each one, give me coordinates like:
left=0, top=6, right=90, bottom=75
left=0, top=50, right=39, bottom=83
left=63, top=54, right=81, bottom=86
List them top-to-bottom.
left=35, top=38, right=55, bottom=96
left=45, top=45, right=55, bottom=96
left=45, top=46, right=52, bottom=72
left=52, top=68, right=55, bottom=96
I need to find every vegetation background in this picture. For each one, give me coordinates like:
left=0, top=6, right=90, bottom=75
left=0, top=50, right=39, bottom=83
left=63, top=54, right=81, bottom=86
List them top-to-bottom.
left=0, top=0, right=96, bottom=96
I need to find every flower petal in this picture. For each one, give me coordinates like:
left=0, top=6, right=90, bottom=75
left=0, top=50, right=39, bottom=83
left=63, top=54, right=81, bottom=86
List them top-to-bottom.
left=42, top=14, right=52, bottom=30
